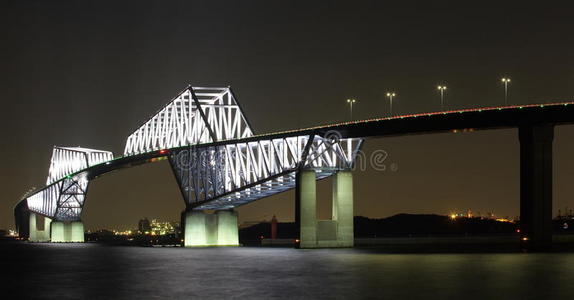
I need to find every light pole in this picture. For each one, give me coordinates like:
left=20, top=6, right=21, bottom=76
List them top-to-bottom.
left=501, top=77, right=511, bottom=106
left=437, top=85, right=447, bottom=110
left=386, top=92, right=396, bottom=115
left=346, top=98, right=356, bottom=120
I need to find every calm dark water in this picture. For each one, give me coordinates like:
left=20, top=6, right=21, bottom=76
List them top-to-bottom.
left=4, top=241, right=574, bottom=299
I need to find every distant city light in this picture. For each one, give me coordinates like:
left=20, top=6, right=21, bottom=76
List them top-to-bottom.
left=446, top=211, right=515, bottom=223
left=495, top=218, right=512, bottom=223
left=110, top=219, right=178, bottom=237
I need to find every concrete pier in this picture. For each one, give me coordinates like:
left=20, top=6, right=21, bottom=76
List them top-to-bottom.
left=519, top=124, right=554, bottom=250
left=296, top=170, right=354, bottom=248
left=296, top=170, right=317, bottom=248
left=332, top=171, right=354, bottom=247
left=184, top=210, right=239, bottom=247
left=216, top=210, right=240, bottom=246
left=28, top=212, right=51, bottom=242
left=51, top=221, right=85, bottom=242
left=50, top=222, right=66, bottom=242
left=70, top=222, right=85, bottom=242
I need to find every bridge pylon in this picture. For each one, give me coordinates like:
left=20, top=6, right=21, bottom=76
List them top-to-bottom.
left=519, top=124, right=554, bottom=251
left=296, top=169, right=354, bottom=248
left=182, top=210, right=239, bottom=247
left=28, top=212, right=51, bottom=242
left=50, top=221, right=85, bottom=243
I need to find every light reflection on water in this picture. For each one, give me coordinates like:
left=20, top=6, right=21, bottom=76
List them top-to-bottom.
left=4, top=242, right=574, bottom=299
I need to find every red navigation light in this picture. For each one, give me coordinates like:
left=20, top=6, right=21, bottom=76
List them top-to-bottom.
left=159, top=149, right=168, bottom=155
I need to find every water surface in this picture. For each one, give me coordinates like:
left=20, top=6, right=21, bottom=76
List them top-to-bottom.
left=4, top=242, right=574, bottom=299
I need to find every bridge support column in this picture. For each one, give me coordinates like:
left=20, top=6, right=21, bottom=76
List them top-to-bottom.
left=519, top=124, right=554, bottom=251
left=296, top=170, right=354, bottom=248
left=296, top=170, right=317, bottom=248
left=332, top=171, right=354, bottom=247
left=184, top=210, right=239, bottom=247
left=216, top=210, right=239, bottom=246
left=29, top=212, right=51, bottom=242
left=51, top=221, right=85, bottom=242
left=70, top=222, right=85, bottom=242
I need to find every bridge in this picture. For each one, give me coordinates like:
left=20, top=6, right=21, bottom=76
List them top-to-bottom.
left=13, top=85, right=574, bottom=249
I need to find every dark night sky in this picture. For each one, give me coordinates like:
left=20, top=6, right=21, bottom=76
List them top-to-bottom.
left=2, top=1, right=574, bottom=230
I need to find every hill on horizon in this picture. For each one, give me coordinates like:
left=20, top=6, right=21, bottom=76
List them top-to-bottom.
left=239, top=213, right=517, bottom=243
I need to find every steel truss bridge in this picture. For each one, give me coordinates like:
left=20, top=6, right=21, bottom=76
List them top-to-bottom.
left=14, top=84, right=574, bottom=249
left=16, top=86, right=363, bottom=222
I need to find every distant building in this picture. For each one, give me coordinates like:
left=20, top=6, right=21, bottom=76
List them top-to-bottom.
left=137, top=218, right=179, bottom=235
left=138, top=218, right=151, bottom=234
left=151, top=219, right=175, bottom=235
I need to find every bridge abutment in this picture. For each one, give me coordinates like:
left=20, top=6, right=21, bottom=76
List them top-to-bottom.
left=519, top=124, right=554, bottom=251
left=296, top=170, right=354, bottom=248
left=184, top=210, right=239, bottom=247
left=28, top=212, right=51, bottom=242
left=50, top=221, right=85, bottom=243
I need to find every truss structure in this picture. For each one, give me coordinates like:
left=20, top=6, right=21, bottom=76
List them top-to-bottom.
left=21, top=85, right=363, bottom=221
left=124, top=87, right=253, bottom=156
left=170, top=135, right=362, bottom=210
left=27, top=147, right=112, bottom=220
left=47, top=147, right=113, bottom=184
left=27, top=173, right=89, bottom=221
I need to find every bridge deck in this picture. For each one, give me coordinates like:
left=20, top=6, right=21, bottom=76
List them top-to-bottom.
left=18, top=101, right=574, bottom=215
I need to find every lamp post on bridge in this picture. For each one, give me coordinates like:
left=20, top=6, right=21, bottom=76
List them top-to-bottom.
left=501, top=77, right=511, bottom=106
left=437, top=85, right=447, bottom=111
left=386, top=92, right=396, bottom=115
left=346, top=98, right=356, bottom=120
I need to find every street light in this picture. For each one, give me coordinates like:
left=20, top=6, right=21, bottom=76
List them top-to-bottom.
left=501, top=77, right=511, bottom=106
left=437, top=85, right=447, bottom=110
left=386, top=92, right=396, bottom=115
left=346, top=98, right=356, bottom=120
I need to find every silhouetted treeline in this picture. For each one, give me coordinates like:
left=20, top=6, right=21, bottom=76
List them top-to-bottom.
left=80, top=214, right=574, bottom=246
left=239, top=214, right=519, bottom=244
left=354, top=214, right=516, bottom=237
left=86, top=230, right=180, bottom=246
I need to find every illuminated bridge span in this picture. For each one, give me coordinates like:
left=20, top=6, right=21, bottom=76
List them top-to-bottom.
left=14, top=85, right=574, bottom=249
